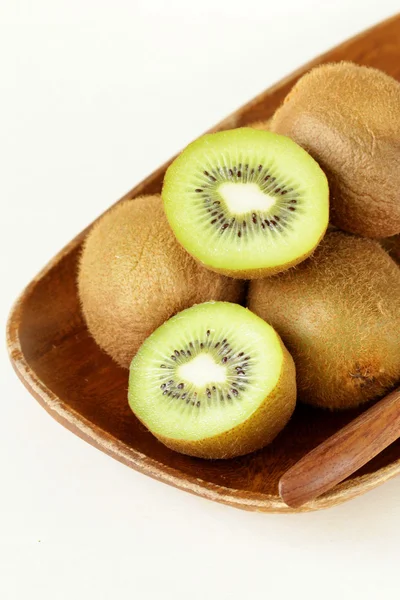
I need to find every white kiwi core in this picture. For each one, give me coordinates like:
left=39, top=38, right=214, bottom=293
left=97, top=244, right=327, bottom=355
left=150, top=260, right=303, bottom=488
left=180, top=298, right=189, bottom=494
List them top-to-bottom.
left=218, top=182, right=277, bottom=215
left=178, top=353, right=227, bottom=388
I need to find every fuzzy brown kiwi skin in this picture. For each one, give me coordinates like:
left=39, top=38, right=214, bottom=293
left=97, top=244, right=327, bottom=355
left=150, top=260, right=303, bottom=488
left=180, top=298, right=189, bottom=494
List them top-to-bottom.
left=271, top=62, right=400, bottom=239
left=248, top=117, right=272, bottom=130
left=78, top=196, right=244, bottom=368
left=248, top=231, right=400, bottom=410
left=381, top=235, right=400, bottom=266
left=155, top=341, right=296, bottom=460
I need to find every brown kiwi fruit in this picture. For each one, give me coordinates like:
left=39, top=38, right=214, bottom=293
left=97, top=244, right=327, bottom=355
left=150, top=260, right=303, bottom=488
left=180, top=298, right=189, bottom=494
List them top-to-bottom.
left=271, top=62, right=400, bottom=238
left=248, top=117, right=272, bottom=130
left=78, top=195, right=244, bottom=368
left=248, top=231, right=400, bottom=410
left=381, top=235, right=400, bottom=266
left=128, top=301, right=296, bottom=459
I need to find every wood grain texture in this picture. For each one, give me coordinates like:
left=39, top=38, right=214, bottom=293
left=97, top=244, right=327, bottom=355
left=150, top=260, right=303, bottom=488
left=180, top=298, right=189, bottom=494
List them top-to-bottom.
left=7, top=14, right=400, bottom=513
left=279, top=387, right=400, bottom=508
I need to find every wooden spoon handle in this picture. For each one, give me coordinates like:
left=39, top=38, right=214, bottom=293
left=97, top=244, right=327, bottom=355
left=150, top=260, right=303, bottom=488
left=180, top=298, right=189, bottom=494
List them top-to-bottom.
left=279, top=387, right=400, bottom=508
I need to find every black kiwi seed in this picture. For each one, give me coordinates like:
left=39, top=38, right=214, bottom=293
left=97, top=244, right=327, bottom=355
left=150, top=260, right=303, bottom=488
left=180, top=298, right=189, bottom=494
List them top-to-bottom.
left=177, top=383, right=184, bottom=389
left=196, top=401, right=201, bottom=407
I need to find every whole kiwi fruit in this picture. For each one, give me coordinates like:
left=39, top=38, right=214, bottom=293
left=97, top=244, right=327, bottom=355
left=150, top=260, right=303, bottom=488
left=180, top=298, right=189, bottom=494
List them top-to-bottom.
left=271, top=62, right=400, bottom=238
left=248, top=117, right=272, bottom=130
left=78, top=195, right=244, bottom=368
left=248, top=231, right=400, bottom=410
left=381, top=235, right=400, bottom=266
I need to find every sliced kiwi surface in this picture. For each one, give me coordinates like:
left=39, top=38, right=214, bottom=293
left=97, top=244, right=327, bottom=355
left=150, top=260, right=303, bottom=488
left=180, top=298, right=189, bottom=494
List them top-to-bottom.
left=162, top=128, right=329, bottom=279
left=128, top=302, right=296, bottom=459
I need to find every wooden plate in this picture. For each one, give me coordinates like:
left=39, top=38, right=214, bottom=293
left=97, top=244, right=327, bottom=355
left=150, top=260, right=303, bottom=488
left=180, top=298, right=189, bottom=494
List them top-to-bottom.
left=7, top=15, right=400, bottom=513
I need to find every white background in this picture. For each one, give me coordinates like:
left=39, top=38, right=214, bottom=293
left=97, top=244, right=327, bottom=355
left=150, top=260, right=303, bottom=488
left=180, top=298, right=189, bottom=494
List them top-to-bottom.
left=2, top=2, right=400, bottom=599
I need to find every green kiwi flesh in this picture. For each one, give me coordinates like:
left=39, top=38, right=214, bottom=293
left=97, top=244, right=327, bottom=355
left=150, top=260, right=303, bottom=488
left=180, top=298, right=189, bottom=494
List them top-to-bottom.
left=271, top=62, right=400, bottom=238
left=162, top=128, right=329, bottom=279
left=78, top=196, right=244, bottom=368
left=248, top=232, right=400, bottom=410
left=128, top=302, right=296, bottom=459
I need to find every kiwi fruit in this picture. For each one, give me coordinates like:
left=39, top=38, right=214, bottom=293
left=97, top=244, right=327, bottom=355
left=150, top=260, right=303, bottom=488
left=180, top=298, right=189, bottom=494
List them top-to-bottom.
left=271, top=62, right=400, bottom=238
left=248, top=118, right=272, bottom=130
left=162, top=128, right=329, bottom=279
left=78, top=196, right=244, bottom=368
left=248, top=231, right=400, bottom=410
left=381, top=235, right=400, bottom=266
left=128, top=301, right=296, bottom=459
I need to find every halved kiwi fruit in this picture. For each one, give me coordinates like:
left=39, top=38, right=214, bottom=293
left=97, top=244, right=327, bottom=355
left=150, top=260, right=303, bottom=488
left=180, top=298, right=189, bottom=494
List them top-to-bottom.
left=271, top=62, right=400, bottom=238
left=162, top=128, right=329, bottom=279
left=78, top=195, right=244, bottom=368
left=248, top=231, right=400, bottom=410
left=128, top=302, right=296, bottom=459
